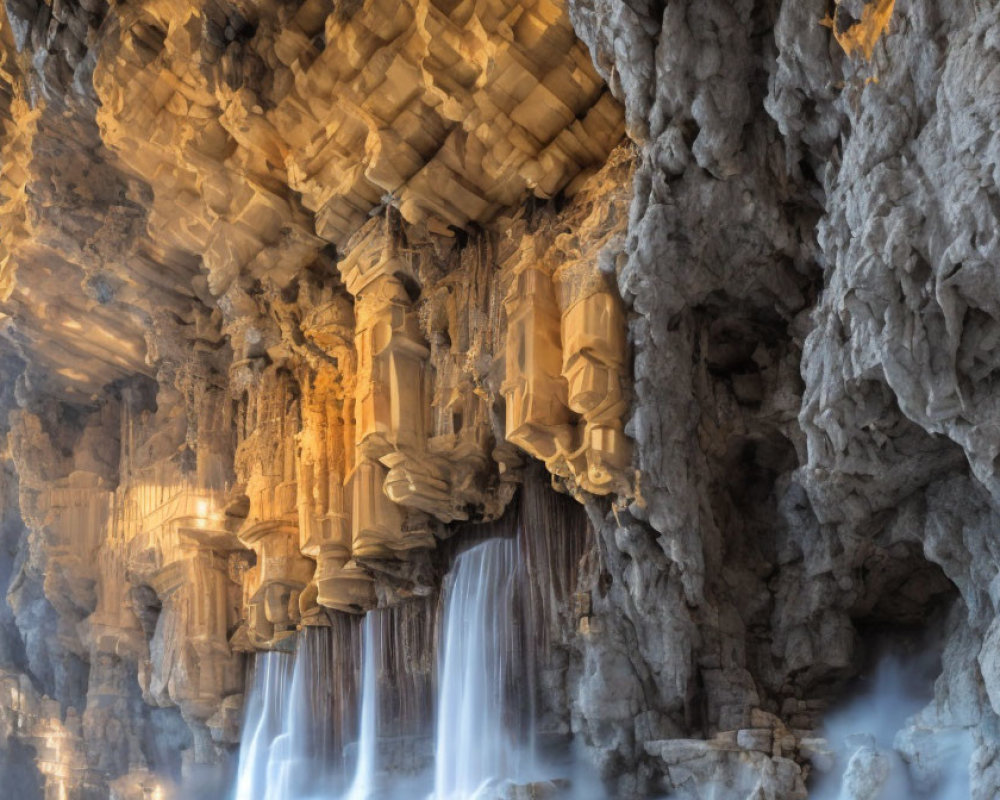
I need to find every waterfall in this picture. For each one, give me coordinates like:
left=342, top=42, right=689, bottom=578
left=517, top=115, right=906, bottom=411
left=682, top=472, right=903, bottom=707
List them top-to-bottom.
left=231, top=487, right=591, bottom=800
left=432, top=535, right=535, bottom=799
left=346, top=614, right=377, bottom=800
left=233, top=623, right=361, bottom=800
left=264, top=627, right=346, bottom=799
left=234, top=650, right=293, bottom=800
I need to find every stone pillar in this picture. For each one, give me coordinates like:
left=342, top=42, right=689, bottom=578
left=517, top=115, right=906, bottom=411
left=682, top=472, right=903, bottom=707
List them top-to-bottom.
left=339, top=213, right=436, bottom=557
left=501, top=236, right=631, bottom=496
left=554, top=256, right=631, bottom=495
left=501, top=260, right=573, bottom=464
left=298, top=298, right=376, bottom=615
left=120, top=356, right=244, bottom=723
left=233, top=363, right=314, bottom=646
left=37, top=472, right=114, bottom=621
left=132, top=491, right=244, bottom=722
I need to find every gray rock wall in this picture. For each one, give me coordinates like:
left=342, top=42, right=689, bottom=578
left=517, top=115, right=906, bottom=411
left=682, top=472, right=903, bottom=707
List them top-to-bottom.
left=565, top=0, right=1000, bottom=796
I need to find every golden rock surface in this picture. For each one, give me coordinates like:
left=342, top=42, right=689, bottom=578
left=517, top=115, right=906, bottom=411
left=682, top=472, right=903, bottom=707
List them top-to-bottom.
left=0, top=0, right=634, bottom=785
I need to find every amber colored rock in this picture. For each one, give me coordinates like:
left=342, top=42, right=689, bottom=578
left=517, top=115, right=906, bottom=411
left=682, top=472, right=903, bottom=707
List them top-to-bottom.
left=0, top=0, right=635, bottom=794
left=502, top=153, right=633, bottom=497
left=233, top=363, right=314, bottom=645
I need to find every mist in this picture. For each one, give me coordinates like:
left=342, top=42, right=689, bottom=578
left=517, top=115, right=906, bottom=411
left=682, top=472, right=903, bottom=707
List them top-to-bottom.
left=810, top=656, right=972, bottom=800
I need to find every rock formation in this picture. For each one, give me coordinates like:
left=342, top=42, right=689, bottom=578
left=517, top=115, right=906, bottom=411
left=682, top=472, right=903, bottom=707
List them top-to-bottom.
left=0, top=0, right=998, bottom=798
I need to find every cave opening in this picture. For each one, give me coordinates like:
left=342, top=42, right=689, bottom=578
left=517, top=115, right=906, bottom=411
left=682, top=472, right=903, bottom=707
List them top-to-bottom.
left=806, top=546, right=968, bottom=798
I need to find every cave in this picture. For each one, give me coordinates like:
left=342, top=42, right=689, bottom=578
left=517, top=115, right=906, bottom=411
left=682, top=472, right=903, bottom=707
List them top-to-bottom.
left=1, top=0, right=999, bottom=798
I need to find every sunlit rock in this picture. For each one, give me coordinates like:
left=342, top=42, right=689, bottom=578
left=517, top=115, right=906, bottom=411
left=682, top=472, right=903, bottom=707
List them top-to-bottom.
left=2, top=0, right=1000, bottom=798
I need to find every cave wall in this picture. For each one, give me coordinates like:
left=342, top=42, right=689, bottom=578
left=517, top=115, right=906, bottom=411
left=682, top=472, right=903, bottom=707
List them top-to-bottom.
left=0, top=0, right=998, bottom=798
left=567, top=0, right=1000, bottom=796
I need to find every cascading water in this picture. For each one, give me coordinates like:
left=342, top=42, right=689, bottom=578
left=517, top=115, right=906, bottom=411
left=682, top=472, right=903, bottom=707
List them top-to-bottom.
left=232, top=484, right=590, bottom=800
left=432, top=535, right=535, bottom=799
left=233, top=608, right=432, bottom=800
left=345, top=614, right=377, bottom=800
left=233, top=623, right=361, bottom=800
left=266, top=627, right=349, bottom=799
left=234, top=650, right=293, bottom=800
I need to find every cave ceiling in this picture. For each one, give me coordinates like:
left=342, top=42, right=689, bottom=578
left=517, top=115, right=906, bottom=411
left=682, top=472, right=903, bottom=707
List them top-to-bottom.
left=0, top=0, right=624, bottom=402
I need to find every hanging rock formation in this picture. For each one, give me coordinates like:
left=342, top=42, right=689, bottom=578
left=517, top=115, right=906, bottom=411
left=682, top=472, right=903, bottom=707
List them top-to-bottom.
left=0, top=0, right=999, bottom=798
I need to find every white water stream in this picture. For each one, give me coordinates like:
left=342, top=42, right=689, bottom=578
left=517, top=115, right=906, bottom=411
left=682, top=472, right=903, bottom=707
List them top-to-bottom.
left=233, top=535, right=541, bottom=800
left=432, top=536, right=535, bottom=799
left=345, top=614, right=377, bottom=800
left=233, top=625, right=358, bottom=800
left=234, top=650, right=293, bottom=800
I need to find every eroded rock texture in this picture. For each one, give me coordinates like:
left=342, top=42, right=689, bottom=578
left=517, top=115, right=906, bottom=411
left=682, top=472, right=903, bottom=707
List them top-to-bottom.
left=0, top=0, right=998, bottom=797
left=567, top=0, right=1000, bottom=797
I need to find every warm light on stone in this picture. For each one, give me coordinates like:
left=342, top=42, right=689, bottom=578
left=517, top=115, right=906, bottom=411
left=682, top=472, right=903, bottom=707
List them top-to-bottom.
left=3, top=0, right=994, bottom=797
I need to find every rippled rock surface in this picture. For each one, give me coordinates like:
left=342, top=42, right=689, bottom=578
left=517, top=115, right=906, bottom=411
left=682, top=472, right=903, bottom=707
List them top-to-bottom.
left=0, top=0, right=999, bottom=798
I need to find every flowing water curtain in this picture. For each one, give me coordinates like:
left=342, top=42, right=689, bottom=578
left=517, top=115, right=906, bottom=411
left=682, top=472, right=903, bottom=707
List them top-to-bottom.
left=520, top=468, right=592, bottom=659
left=519, top=473, right=593, bottom=738
left=232, top=487, right=588, bottom=800
left=432, top=536, right=536, bottom=799
left=374, top=598, right=437, bottom=772
left=342, top=600, right=438, bottom=798
left=329, top=612, right=365, bottom=780
left=346, top=613, right=378, bottom=800
left=234, top=621, right=363, bottom=800
left=264, top=627, right=352, bottom=799
left=299, top=627, right=343, bottom=776
left=234, top=651, right=294, bottom=800
left=261, top=653, right=306, bottom=799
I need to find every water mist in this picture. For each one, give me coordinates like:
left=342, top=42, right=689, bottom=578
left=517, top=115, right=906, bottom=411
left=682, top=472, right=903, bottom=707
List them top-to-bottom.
left=811, top=656, right=972, bottom=800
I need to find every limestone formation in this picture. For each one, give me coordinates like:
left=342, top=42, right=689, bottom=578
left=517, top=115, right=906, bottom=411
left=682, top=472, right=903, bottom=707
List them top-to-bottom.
left=0, top=0, right=999, bottom=798
left=501, top=178, right=633, bottom=497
